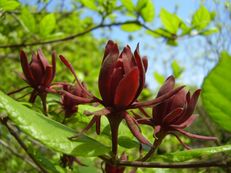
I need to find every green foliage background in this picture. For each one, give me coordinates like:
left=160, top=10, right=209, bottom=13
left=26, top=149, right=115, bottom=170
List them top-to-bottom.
left=0, top=0, right=231, bottom=173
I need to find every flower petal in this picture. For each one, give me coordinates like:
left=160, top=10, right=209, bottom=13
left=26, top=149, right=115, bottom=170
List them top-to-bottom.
left=103, top=40, right=119, bottom=61
left=20, top=50, right=35, bottom=85
left=51, top=51, right=56, bottom=79
left=99, top=51, right=119, bottom=106
left=114, top=67, right=140, bottom=108
left=157, top=76, right=175, bottom=97
left=162, top=108, right=184, bottom=125
left=125, top=113, right=151, bottom=146
left=176, top=128, right=218, bottom=141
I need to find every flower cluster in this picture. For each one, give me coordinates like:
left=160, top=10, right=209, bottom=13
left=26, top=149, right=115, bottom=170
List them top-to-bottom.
left=13, top=40, right=217, bottom=172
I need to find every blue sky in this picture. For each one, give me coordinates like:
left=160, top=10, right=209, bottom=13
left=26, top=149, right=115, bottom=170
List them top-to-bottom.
left=20, top=0, right=224, bottom=90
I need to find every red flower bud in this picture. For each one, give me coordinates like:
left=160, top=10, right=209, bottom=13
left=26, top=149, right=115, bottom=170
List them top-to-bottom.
left=98, top=40, right=148, bottom=110
left=20, top=49, right=56, bottom=93
left=137, top=76, right=217, bottom=149
left=61, top=82, right=91, bottom=117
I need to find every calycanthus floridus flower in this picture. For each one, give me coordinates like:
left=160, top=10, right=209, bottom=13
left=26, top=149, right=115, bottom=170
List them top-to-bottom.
left=68, top=40, right=185, bottom=156
left=9, top=49, right=56, bottom=113
left=137, top=76, right=217, bottom=149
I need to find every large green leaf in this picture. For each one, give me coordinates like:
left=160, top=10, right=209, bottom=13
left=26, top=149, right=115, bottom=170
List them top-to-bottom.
left=0, top=0, right=20, bottom=11
left=121, top=0, right=134, bottom=12
left=140, top=0, right=155, bottom=22
left=192, top=6, right=211, bottom=30
left=20, top=8, right=36, bottom=33
left=160, top=9, right=180, bottom=34
left=39, top=13, right=56, bottom=37
left=121, top=24, right=141, bottom=32
left=202, top=52, right=231, bottom=132
left=0, top=91, right=110, bottom=157
left=156, top=145, right=231, bottom=162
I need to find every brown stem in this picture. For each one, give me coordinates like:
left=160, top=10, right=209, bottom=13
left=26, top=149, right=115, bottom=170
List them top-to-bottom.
left=39, top=92, right=48, bottom=116
left=108, top=114, right=123, bottom=160
left=0, top=117, right=48, bottom=173
left=140, top=132, right=166, bottom=161
left=114, top=159, right=230, bottom=168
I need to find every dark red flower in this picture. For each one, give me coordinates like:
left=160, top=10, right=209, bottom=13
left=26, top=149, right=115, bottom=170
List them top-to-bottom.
left=98, top=40, right=148, bottom=110
left=9, top=49, right=56, bottom=113
left=20, top=49, right=56, bottom=95
left=137, top=76, right=217, bottom=149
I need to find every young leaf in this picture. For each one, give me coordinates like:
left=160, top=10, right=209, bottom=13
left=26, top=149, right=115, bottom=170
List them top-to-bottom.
left=0, top=0, right=20, bottom=11
left=80, top=0, right=97, bottom=10
left=121, top=0, right=134, bottom=12
left=140, top=0, right=155, bottom=22
left=192, top=6, right=211, bottom=30
left=20, top=8, right=36, bottom=33
left=160, top=8, right=181, bottom=34
left=39, top=13, right=56, bottom=37
left=121, top=24, right=141, bottom=32
left=200, top=27, right=219, bottom=36
left=202, top=52, right=231, bottom=132
left=171, top=60, right=184, bottom=78
left=154, top=72, right=165, bottom=84
left=0, top=91, right=110, bottom=157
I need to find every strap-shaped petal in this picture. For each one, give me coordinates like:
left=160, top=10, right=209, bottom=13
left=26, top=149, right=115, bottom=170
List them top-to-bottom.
left=20, top=50, right=35, bottom=86
left=99, top=52, right=119, bottom=105
left=114, top=67, right=140, bottom=108
left=125, top=113, right=151, bottom=146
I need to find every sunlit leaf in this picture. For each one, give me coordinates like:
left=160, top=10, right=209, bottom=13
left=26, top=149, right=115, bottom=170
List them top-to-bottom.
left=0, top=0, right=19, bottom=11
left=80, top=0, right=97, bottom=10
left=121, top=0, right=134, bottom=12
left=140, top=0, right=155, bottom=22
left=192, top=6, right=211, bottom=30
left=20, top=8, right=36, bottom=33
left=160, top=8, right=181, bottom=34
left=39, top=13, right=56, bottom=37
left=121, top=24, right=142, bottom=32
left=200, top=27, right=219, bottom=36
left=202, top=52, right=231, bottom=132
left=171, top=60, right=184, bottom=78
left=154, top=72, right=165, bottom=84
left=0, top=91, right=110, bottom=157
left=156, top=145, right=231, bottom=162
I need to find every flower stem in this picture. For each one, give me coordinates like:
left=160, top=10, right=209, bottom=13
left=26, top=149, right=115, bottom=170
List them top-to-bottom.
left=108, top=114, right=122, bottom=160
left=140, top=132, right=166, bottom=161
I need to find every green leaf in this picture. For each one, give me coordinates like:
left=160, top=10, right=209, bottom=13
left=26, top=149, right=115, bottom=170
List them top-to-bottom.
left=0, top=0, right=20, bottom=11
left=80, top=0, right=97, bottom=10
left=121, top=0, right=134, bottom=12
left=136, top=0, right=148, bottom=12
left=140, top=0, right=155, bottom=22
left=192, top=6, right=211, bottom=30
left=20, top=8, right=36, bottom=33
left=160, top=8, right=181, bottom=34
left=39, top=13, right=56, bottom=37
left=121, top=24, right=141, bottom=32
left=200, top=27, right=219, bottom=36
left=146, top=28, right=172, bottom=38
left=202, top=52, right=231, bottom=132
left=171, top=60, right=184, bottom=78
left=154, top=72, right=165, bottom=84
left=0, top=91, right=110, bottom=157
left=118, top=136, right=139, bottom=149
left=156, top=145, right=231, bottom=162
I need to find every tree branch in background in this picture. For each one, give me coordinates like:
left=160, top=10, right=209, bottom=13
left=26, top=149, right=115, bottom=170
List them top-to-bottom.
left=0, top=20, right=167, bottom=49
left=0, top=117, right=48, bottom=173
left=0, top=139, right=39, bottom=170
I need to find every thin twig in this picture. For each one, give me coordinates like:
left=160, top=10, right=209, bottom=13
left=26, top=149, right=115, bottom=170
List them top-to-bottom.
left=0, top=20, right=163, bottom=49
left=0, top=117, right=48, bottom=173
left=0, top=139, right=39, bottom=170
left=113, top=159, right=230, bottom=168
